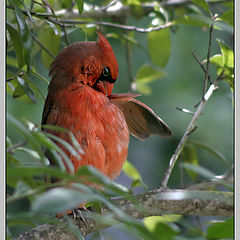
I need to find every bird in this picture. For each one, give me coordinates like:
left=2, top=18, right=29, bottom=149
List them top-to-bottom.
left=41, top=30, right=172, bottom=195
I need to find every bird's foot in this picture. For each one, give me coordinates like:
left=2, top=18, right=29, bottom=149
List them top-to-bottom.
left=56, top=205, right=91, bottom=227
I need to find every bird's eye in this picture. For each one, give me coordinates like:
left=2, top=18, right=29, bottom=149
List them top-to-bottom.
left=103, top=67, right=110, bottom=77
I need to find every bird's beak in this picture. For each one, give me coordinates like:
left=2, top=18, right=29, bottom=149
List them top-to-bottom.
left=95, top=81, right=114, bottom=96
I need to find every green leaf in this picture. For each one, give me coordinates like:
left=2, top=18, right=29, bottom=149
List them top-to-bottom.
left=10, top=0, right=33, bottom=67
left=18, top=0, right=34, bottom=24
left=62, top=0, right=73, bottom=9
left=76, top=0, right=84, bottom=15
left=191, top=0, right=210, bottom=14
left=154, top=5, right=169, bottom=23
left=221, top=9, right=233, bottom=26
left=174, top=14, right=233, bottom=34
left=174, top=14, right=209, bottom=27
left=45, top=20, right=59, bottom=35
left=214, top=20, right=233, bottom=34
left=7, top=23, right=25, bottom=69
left=38, top=26, right=61, bottom=67
left=148, top=28, right=171, bottom=68
left=217, top=39, right=234, bottom=68
left=209, top=54, right=224, bottom=67
left=134, top=64, right=165, bottom=95
left=136, top=65, right=165, bottom=83
left=30, top=71, right=49, bottom=84
left=16, top=76, right=36, bottom=102
left=135, top=83, right=152, bottom=95
left=13, top=84, right=25, bottom=98
left=7, top=113, right=43, bottom=158
left=42, top=124, right=68, bottom=133
left=42, top=125, right=84, bottom=155
left=32, top=131, right=74, bottom=172
left=69, top=132, right=85, bottom=155
left=46, top=133, right=81, bottom=160
left=6, top=137, right=13, bottom=149
left=189, top=140, right=230, bottom=166
left=182, top=144, right=198, bottom=181
left=16, top=147, right=42, bottom=162
left=122, top=160, right=147, bottom=189
left=122, top=160, right=141, bottom=181
left=181, top=163, right=233, bottom=189
left=7, top=166, right=75, bottom=185
left=76, top=166, right=138, bottom=203
left=77, top=166, right=129, bottom=194
left=14, top=181, right=31, bottom=196
left=32, top=185, right=96, bottom=214
left=88, top=211, right=153, bottom=240
left=144, top=215, right=182, bottom=225
left=144, top=216, right=180, bottom=240
left=207, top=217, right=233, bottom=239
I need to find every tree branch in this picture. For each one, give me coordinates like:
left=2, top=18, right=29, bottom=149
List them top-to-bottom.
left=6, top=0, right=231, bottom=33
left=17, top=0, right=231, bottom=19
left=47, top=17, right=173, bottom=33
left=160, top=83, right=218, bottom=190
left=13, top=189, right=233, bottom=240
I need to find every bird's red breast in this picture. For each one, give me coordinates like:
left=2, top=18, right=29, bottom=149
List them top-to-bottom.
left=42, top=31, right=172, bottom=181
left=44, top=83, right=129, bottom=179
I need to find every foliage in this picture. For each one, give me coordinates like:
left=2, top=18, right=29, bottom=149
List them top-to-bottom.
left=6, top=0, right=233, bottom=239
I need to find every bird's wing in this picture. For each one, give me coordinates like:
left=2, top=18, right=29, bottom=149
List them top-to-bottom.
left=110, top=93, right=173, bottom=140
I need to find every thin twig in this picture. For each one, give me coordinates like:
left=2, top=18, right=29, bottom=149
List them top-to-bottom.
left=50, top=18, right=173, bottom=33
left=202, top=19, right=214, bottom=99
left=61, top=27, right=70, bottom=46
left=30, top=31, right=55, bottom=59
left=191, top=50, right=206, bottom=73
left=6, top=76, right=16, bottom=82
left=159, top=84, right=218, bottom=190
left=176, top=107, right=195, bottom=115
left=7, top=140, right=27, bottom=153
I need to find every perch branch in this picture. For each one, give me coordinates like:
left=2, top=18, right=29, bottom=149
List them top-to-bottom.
left=13, top=189, right=233, bottom=240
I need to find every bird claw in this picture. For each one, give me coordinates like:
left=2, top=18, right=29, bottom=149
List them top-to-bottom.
left=56, top=205, right=91, bottom=228
left=71, top=206, right=91, bottom=227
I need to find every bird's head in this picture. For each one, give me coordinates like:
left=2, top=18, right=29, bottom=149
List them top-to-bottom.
left=49, top=31, right=118, bottom=96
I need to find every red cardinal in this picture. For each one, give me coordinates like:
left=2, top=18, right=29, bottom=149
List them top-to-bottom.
left=42, top=32, right=172, bottom=182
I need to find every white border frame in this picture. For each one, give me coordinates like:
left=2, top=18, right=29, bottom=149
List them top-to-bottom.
left=2, top=0, right=238, bottom=239
left=235, top=0, right=239, bottom=238
left=1, top=1, right=5, bottom=240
